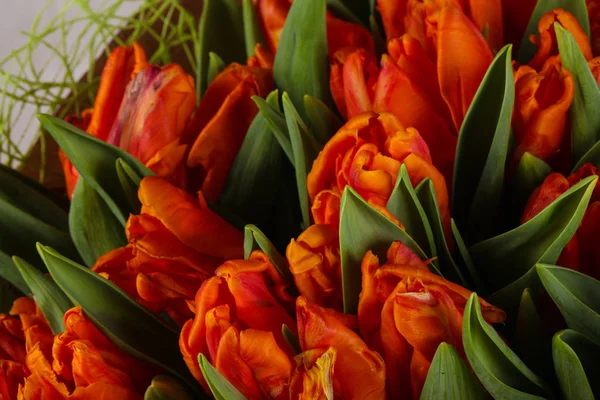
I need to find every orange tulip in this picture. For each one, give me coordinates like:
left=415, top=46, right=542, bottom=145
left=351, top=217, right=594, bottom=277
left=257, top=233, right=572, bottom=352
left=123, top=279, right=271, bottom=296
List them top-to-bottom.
left=255, top=0, right=290, bottom=52
left=466, top=0, right=503, bottom=50
left=589, top=0, right=600, bottom=55
left=528, top=9, right=593, bottom=71
left=60, top=43, right=148, bottom=198
left=330, top=48, right=379, bottom=120
left=513, top=56, right=575, bottom=163
left=590, top=57, right=600, bottom=84
left=185, top=63, right=273, bottom=202
left=307, top=112, right=450, bottom=236
left=93, top=176, right=244, bottom=324
left=286, top=224, right=342, bottom=310
left=358, top=242, right=505, bottom=399
left=179, top=250, right=296, bottom=389
left=296, top=296, right=387, bottom=399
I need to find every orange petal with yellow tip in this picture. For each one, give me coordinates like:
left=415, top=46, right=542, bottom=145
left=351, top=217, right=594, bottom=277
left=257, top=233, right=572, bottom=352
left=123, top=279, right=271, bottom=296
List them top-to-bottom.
left=467, top=0, right=503, bottom=50
left=437, top=6, right=493, bottom=132
left=529, top=9, right=593, bottom=71
left=87, top=42, right=148, bottom=141
left=186, top=64, right=273, bottom=202
left=138, top=176, right=244, bottom=259
left=296, top=296, right=387, bottom=400
left=215, top=327, right=292, bottom=400
left=24, top=342, right=70, bottom=398
left=289, top=347, right=336, bottom=400
left=70, top=382, right=141, bottom=400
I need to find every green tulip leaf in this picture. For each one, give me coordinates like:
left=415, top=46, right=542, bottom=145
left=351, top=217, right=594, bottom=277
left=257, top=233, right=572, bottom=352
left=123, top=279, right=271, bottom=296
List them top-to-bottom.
left=196, top=0, right=245, bottom=98
left=242, top=0, right=265, bottom=56
left=274, top=0, right=332, bottom=119
left=326, top=0, right=364, bottom=25
left=338, top=0, right=370, bottom=26
left=518, top=0, right=590, bottom=64
left=555, top=23, right=600, bottom=164
left=453, top=45, right=514, bottom=243
left=207, top=52, right=226, bottom=86
left=221, top=91, right=284, bottom=227
left=282, top=92, right=322, bottom=229
left=253, top=94, right=294, bottom=164
left=303, top=94, right=343, bottom=144
left=38, top=114, right=152, bottom=225
left=573, top=140, right=600, bottom=171
left=511, top=152, right=553, bottom=209
left=115, top=158, right=142, bottom=213
left=387, top=165, right=436, bottom=258
left=470, top=175, right=597, bottom=293
left=69, top=178, right=127, bottom=267
left=416, top=179, right=468, bottom=287
left=339, top=186, right=431, bottom=314
left=451, top=219, right=486, bottom=292
left=244, top=224, right=292, bottom=282
left=37, top=244, right=197, bottom=390
left=0, top=251, right=29, bottom=295
left=13, top=256, right=72, bottom=334
left=537, top=264, right=600, bottom=344
left=488, top=267, right=545, bottom=312
left=463, top=293, right=552, bottom=399
left=282, top=324, right=301, bottom=355
left=553, top=329, right=600, bottom=400
left=420, top=343, right=486, bottom=400
left=198, top=354, right=247, bottom=400
left=144, top=375, right=197, bottom=400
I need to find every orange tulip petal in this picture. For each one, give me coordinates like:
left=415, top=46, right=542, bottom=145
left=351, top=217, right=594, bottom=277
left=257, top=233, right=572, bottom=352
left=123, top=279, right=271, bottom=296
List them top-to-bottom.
left=467, top=0, right=504, bottom=50
left=289, top=347, right=336, bottom=400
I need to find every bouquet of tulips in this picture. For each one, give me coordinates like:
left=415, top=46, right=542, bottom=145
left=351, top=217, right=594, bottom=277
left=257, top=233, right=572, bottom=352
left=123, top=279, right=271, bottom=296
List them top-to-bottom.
left=1, top=0, right=600, bottom=398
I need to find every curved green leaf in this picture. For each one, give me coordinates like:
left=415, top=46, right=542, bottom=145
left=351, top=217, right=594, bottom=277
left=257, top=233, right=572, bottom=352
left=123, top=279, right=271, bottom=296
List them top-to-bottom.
left=196, top=0, right=245, bottom=97
left=242, top=0, right=265, bottom=56
left=274, top=0, right=332, bottom=118
left=326, top=0, right=364, bottom=25
left=517, top=0, right=590, bottom=64
left=453, top=45, right=514, bottom=243
left=207, top=52, right=226, bottom=85
left=221, top=91, right=284, bottom=227
left=282, top=92, right=322, bottom=229
left=253, top=94, right=294, bottom=164
left=303, top=94, right=343, bottom=144
left=38, top=114, right=152, bottom=225
left=573, top=140, right=600, bottom=171
left=511, top=152, right=553, bottom=210
left=115, top=158, right=142, bottom=213
left=386, top=165, right=436, bottom=258
left=470, top=175, right=597, bottom=293
left=69, top=178, right=127, bottom=267
left=416, top=179, right=467, bottom=287
left=339, top=186, right=431, bottom=314
left=451, top=219, right=485, bottom=292
left=244, top=224, right=292, bottom=282
left=37, top=244, right=198, bottom=390
left=0, top=252, right=29, bottom=295
left=13, top=256, right=72, bottom=334
left=537, top=264, right=600, bottom=344
left=0, top=278, right=20, bottom=313
left=463, top=293, right=552, bottom=399
left=553, top=329, right=600, bottom=400
left=420, top=343, right=485, bottom=400
left=198, top=354, right=247, bottom=400
left=144, top=375, right=196, bottom=400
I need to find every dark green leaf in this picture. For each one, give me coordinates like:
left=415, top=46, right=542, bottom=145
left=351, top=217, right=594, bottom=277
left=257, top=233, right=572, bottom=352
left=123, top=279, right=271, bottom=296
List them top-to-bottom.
left=196, top=0, right=245, bottom=98
left=242, top=0, right=265, bottom=57
left=274, top=0, right=332, bottom=118
left=326, top=0, right=364, bottom=25
left=338, top=0, right=370, bottom=25
left=517, top=0, right=590, bottom=64
left=555, top=24, right=600, bottom=163
left=453, top=45, right=514, bottom=243
left=207, top=52, right=226, bottom=86
left=220, top=91, right=284, bottom=227
left=282, top=93, right=322, bottom=229
left=253, top=94, right=294, bottom=164
left=303, top=94, right=343, bottom=144
left=38, top=114, right=152, bottom=225
left=573, top=140, right=600, bottom=171
left=511, top=152, right=553, bottom=209
left=115, top=158, right=142, bottom=213
left=0, top=163, right=68, bottom=231
left=0, top=163, right=68, bottom=210
left=387, top=165, right=436, bottom=258
left=470, top=175, right=596, bottom=293
left=69, top=178, right=127, bottom=267
left=416, top=179, right=467, bottom=287
left=339, top=186, right=431, bottom=314
left=451, top=219, right=486, bottom=292
left=244, top=224, right=293, bottom=282
left=37, top=244, right=197, bottom=390
left=0, top=251, right=29, bottom=295
left=13, top=256, right=72, bottom=334
left=537, top=264, right=600, bottom=344
left=488, top=267, right=544, bottom=312
left=0, top=278, right=20, bottom=313
left=463, top=293, right=552, bottom=399
left=282, top=324, right=301, bottom=354
left=553, top=329, right=600, bottom=400
left=420, top=343, right=486, bottom=400
left=198, top=354, right=247, bottom=400
left=144, top=375, right=196, bottom=400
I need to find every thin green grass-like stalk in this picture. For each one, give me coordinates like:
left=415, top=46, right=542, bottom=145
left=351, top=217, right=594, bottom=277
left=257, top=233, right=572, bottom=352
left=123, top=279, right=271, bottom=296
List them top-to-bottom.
left=0, top=0, right=200, bottom=182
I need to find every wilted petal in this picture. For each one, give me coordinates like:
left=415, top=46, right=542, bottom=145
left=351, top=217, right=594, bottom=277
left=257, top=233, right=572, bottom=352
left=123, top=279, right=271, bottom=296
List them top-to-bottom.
left=289, top=347, right=336, bottom=400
